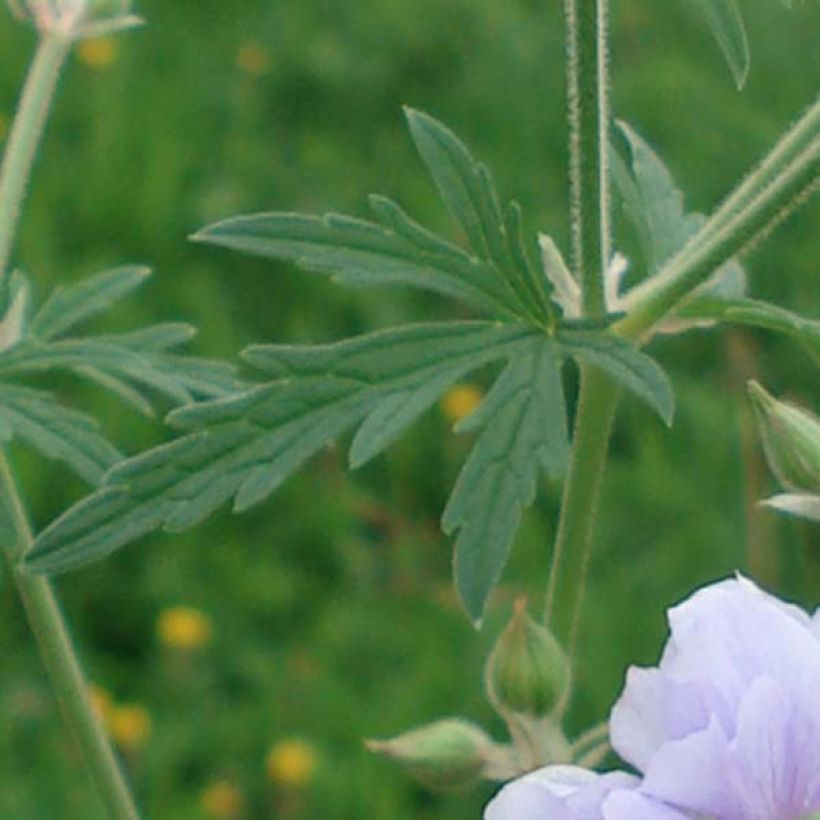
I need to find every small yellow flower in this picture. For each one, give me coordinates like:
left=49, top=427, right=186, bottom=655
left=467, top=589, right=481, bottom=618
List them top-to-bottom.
left=76, top=37, right=118, bottom=69
left=236, top=41, right=270, bottom=76
left=441, top=384, right=483, bottom=426
left=157, top=606, right=212, bottom=651
left=88, top=684, right=114, bottom=725
left=109, top=704, right=151, bottom=750
left=266, top=738, right=318, bottom=788
left=200, top=780, right=244, bottom=818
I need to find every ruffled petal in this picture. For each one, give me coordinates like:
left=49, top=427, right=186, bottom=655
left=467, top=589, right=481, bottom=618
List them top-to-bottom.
left=659, top=577, right=820, bottom=720
left=610, top=667, right=728, bottom=771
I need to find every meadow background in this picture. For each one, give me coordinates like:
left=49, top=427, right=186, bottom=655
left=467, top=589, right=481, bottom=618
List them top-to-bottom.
left=0, top=0, right=817, bottom=816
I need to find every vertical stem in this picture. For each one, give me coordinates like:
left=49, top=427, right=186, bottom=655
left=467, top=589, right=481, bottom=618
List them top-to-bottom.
left=546, top=0, right=614, bottom=652
left=564, top=0, right=611, bottom=316
left=0, top=32, right=140, bottom=818
left=0, top=33, right=70, bottom=282
left=545, top=368, right=618, bottom=650
left=0, top=454, right=139, bottom=819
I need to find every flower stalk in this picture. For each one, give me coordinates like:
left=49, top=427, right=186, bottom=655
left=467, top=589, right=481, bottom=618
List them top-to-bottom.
left=546, top=0, right=616, bottom=652
left=563, top=0, right=612, bottom=317
left=0, top=19, right=140, bottom=817
left=0, top=31, right=70, bottom=281
left=0, top=454, right=139, bottom=819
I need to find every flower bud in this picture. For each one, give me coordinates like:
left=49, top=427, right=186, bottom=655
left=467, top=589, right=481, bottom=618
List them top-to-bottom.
left=748, top=381, right=820, bottom=493
left=486, top=598, right=570, bottom=720
left=366, top=719, right=492, bottom=791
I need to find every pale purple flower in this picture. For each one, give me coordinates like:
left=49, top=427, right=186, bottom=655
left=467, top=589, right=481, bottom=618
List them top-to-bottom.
left=484, top=577, right=820, bottom=820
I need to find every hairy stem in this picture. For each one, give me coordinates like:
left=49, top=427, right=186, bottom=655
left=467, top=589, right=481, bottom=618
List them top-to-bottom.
left=546, top=0, right=614, bottom=652
left=564, top=0, right=611, bottom=317
left=0, top=32, right=140, bottom=818
left=0, top=33, right=71, bottom=282
left=619, top=96, right=820, bottom=341
left=545, top=367, right=618, bottom=651
left=0, top=454, right=139, bottom=819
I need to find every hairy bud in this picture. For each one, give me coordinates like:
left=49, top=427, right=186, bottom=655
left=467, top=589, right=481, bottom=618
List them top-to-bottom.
left=748, top=380, right=820, bottom=493
left=486, top=598, right=570, bottom=720
left=366, top=719, right=493, bottom=791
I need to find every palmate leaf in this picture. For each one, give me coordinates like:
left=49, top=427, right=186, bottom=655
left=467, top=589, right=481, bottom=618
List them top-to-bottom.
left=195, top=110, right=554, bottom=327
left=27, top=111, right=675, bottom=623
left=611, top=121, right=747, bottom=320
left=611, top=122, right=704, bottom=276
left=3, top=266, right=241, bottom=415
left=30, top=266, right=150, bottom=341
left=28, top=320, right=672, bottom=620
left=27, top=322, right=539, bottom=575
left=560, top=331, right=675, bottom=426
left=444, top=338, right=569, bottom=622
left=0, top=384, right=121, bottom=485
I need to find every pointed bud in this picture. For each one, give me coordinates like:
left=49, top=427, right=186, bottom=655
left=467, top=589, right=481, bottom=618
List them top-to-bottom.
left=748, top=381, right=820, bottom=493
left=486, top=598, right=570, bottom=720
left=366, top=719, right=492, bottom=791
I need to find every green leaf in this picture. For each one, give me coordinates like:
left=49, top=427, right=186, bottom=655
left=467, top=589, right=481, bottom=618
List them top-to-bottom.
left=692, top=0, right=750, bottom=88
left=405, top=108, right=553, bottom=325
left=196, top=110, right=553, bottom=326
left=611, top=121, right=747, bottom=319
left=611, top=122, right=703, bottom=275
left=195, top=209, right=521, bottom=319
left=30, top=266, right=150, bottom=341
left=0, top=270, right=30, bottom=352
left=675, top=297, right=820, bottom=360
left=27, top=322, right=536, bottom=574
left=560, top=331, right=675, bottom=425
left=443, top=338, right=568, bottom=623
left=0, top=384, right=121, bottom=484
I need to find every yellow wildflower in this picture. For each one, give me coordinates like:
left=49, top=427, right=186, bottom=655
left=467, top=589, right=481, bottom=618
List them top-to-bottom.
left=76, top=37, right=118, bottom=69
left=236, top=41, right=270, bottom=76
left=441, top=384, right=483, bottom=426
left=157, top=606, right=212, bottom=651
left=109, top=704, right=151, bottom=750
left=266, top=738, right=318, bottom=788
left=200, top=780, right=244, bottom=818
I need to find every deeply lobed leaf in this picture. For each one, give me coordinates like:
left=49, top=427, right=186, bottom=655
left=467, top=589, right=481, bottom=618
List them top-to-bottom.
left=196, top=109, right=555, bottom=327
left=27, top=322, right=537, bottom=574
left=444, top=338, right=569, bottom=622
left=0, top=384, right=121, bottom=485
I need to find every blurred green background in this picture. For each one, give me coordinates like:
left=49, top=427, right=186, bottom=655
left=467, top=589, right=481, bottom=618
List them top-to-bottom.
left=0, top=0, right=818, bottom=816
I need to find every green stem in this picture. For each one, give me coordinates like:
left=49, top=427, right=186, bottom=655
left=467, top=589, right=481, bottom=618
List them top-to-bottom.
left=546, top=0, right=613, bottom=652
left=564, top=0, right=611, bottom=316
left=0, top=33, right=70, bottom=282
left=619, top=96, right=820, bottom=341
left=545, top=367, right=618, bottom=651
left=0, top=454, right=139, bottom=819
